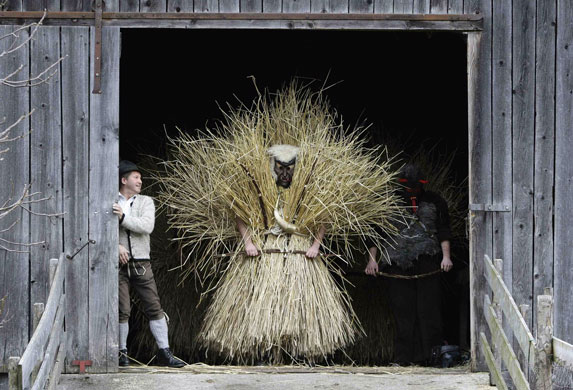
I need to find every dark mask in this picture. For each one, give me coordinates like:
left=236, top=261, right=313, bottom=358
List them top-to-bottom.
left=274, top=159, right=295, bottom=188
left=398, top=163, right=427, bottom=200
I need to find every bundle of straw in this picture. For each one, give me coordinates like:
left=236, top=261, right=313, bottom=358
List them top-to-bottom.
left=155, top=82, right=402, bottom=362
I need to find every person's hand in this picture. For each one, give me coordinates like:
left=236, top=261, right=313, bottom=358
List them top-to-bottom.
left=112, top=203, right=124, bottom=219
left=245, top=241, right=259, bottom=256
left=305, top=243, right=320, bottom=258
left=119, top=244, right=130, bottom=265
left=441, top=257, right=453, bottom=272
left=365, top=258, right=379, bottom=276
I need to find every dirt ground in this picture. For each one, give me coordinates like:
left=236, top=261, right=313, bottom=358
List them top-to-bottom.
left=57, top=364, right=493, bottom=390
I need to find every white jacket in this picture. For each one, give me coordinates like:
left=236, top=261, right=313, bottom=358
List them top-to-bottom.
left=119, top=195, right=155, bottom=260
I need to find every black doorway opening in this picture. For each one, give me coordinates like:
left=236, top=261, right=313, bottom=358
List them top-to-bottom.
left=119, top=28, right=469, bottom=365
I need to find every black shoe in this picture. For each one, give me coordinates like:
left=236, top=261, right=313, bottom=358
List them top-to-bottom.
left=156, top=348, right=185, bottom=368
left=119, top=349, right=129, bottom=367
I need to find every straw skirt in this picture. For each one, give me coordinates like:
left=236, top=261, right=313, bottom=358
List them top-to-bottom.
left=200, top=234, right=358, bottom=361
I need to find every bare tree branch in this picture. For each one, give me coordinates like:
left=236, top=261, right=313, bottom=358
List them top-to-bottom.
left=0, top=11, right=66, bottom=254
left=0, top=11, right=46, bottom=58
left=1, top=56, right=66, bottom=88
left=0, top=110, right=34, bottom=141
left=0, top=219, right=18, bottom=233
left=0, top=295, right=9, bottom=329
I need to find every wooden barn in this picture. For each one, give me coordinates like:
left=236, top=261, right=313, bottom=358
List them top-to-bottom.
left=0, top=0, right=571, bottom=386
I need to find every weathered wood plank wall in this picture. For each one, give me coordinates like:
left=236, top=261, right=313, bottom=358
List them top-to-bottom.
left=1, top=0, right=572, bottom=374
left=466, top=0, right=491, bottom=372
left=533, top=0, right=555, bottom=331
left=554, top=0, right=573, bottom=342
left=511, top=1, right=535, bottom=373
left=61, top=20, right=91, bottom=375
left=0, top=22, right=31, bottom=371
left=29, top=24, right=63, bottom=332
left=87, top=25, right=120, bottom=373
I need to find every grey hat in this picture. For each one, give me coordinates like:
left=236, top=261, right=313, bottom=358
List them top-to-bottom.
left=119, top=160, right=139, bottom=177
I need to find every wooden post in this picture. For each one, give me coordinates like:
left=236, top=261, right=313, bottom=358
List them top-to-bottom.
left=49, top=258, right=59, bottom=288
left=491, top=258, right=504, bottom=386
left=534, top=292, right=553, bottom=390
left=33, top=303, right=45, bottom=333
left=519, top=304, right=530, bottom=380
left=8, top=356, right=20, bottom=390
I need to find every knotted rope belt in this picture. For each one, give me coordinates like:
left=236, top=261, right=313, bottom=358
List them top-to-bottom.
left=215, top=249, right=443, bottom=279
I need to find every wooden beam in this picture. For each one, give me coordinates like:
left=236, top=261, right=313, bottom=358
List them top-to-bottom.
left=0, top=10, right=483, bottom=19
left=0, top=11, right=483, bottom=30
left=468, top=28, right=492, bottom=371
left=18, top=255, right=65, bottom=389
left=484, top=255, right=536, bottom=362
left=26, top=294, right=65, bottom=390
left=483, top=294, right=530, bottom=390
left=534, top=294, right=553, bottom=390
left=480, top=332, right=509, bottom=390
left=46, top=334, right=67, bottom=390
left=553, top=337, right=573, bottom=367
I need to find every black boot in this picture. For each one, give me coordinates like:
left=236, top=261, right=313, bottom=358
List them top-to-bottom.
left=156, top=348, right=185, bottom=368
left=119, top=349, right=129, bottom=367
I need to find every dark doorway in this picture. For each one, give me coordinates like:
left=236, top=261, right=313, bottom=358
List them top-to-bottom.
left=120, top=28, right=468, bottom=365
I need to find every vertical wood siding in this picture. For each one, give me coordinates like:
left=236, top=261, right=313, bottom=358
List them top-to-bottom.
left=2, top=0, right=572, bottom=373
left=140, top=0, right=167, bottom=12
left=167, top=0, right=193, bottom=12
left=220, top=0, right=240, bottom=12
left=241, top=0, right=262, bottom=12
left=263, top=0, right=281, bottom=12
left=283, top=0, right=310, bottom=12
left=349, top=0, right=373, bottom=13
left=375, top=0, right=393, bottom=13
left=393, top=0, right=412, bottom=13
left=413, top=0, right=428, bottom=13
left=430, top=0, right=447, bottom=14
left=448, top=0, right=463, bottom=14
left=466, top=0, right=492, bottom=372
left=491, top=0, right=512, bottom=307
left=511, top=0, right=535, bottom=349
left=533, top=0, right=555, bottom=331
left=554, top=0, right=573, bottom=341
left=0, top=24, right=30, bottom=370
left=61, top=25, right=91, bottom=373
left=29, top=26, right=63, bottom=330
left=88, top=26, right=120, bottom=373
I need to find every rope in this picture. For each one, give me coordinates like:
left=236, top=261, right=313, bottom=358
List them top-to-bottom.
left=214, top=249, right=334, bottom=258
left=215, top=250, right=442, bottom=279
left=347, top=269, right=443, bottom=279
left=376, top=269, right=442, bottom=279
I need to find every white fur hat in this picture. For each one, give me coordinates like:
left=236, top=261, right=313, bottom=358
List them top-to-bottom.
left=267, top=144, right=300, bottom=179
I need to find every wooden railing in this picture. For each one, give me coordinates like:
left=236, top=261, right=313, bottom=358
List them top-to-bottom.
left=8, top=254, right=67, bottom=390
left=481, top=254, right=573, bottom=390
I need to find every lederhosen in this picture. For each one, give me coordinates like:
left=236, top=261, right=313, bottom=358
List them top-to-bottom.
left=118, top=197, right=163, bottom=323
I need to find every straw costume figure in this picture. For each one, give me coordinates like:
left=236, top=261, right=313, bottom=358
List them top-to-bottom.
left=156, top=84, right=401, bottom=363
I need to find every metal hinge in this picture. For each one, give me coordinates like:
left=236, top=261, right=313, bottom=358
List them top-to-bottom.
left=92, top=0, right=103, bottom=94
left=469, top=204, right=511, bottom=212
